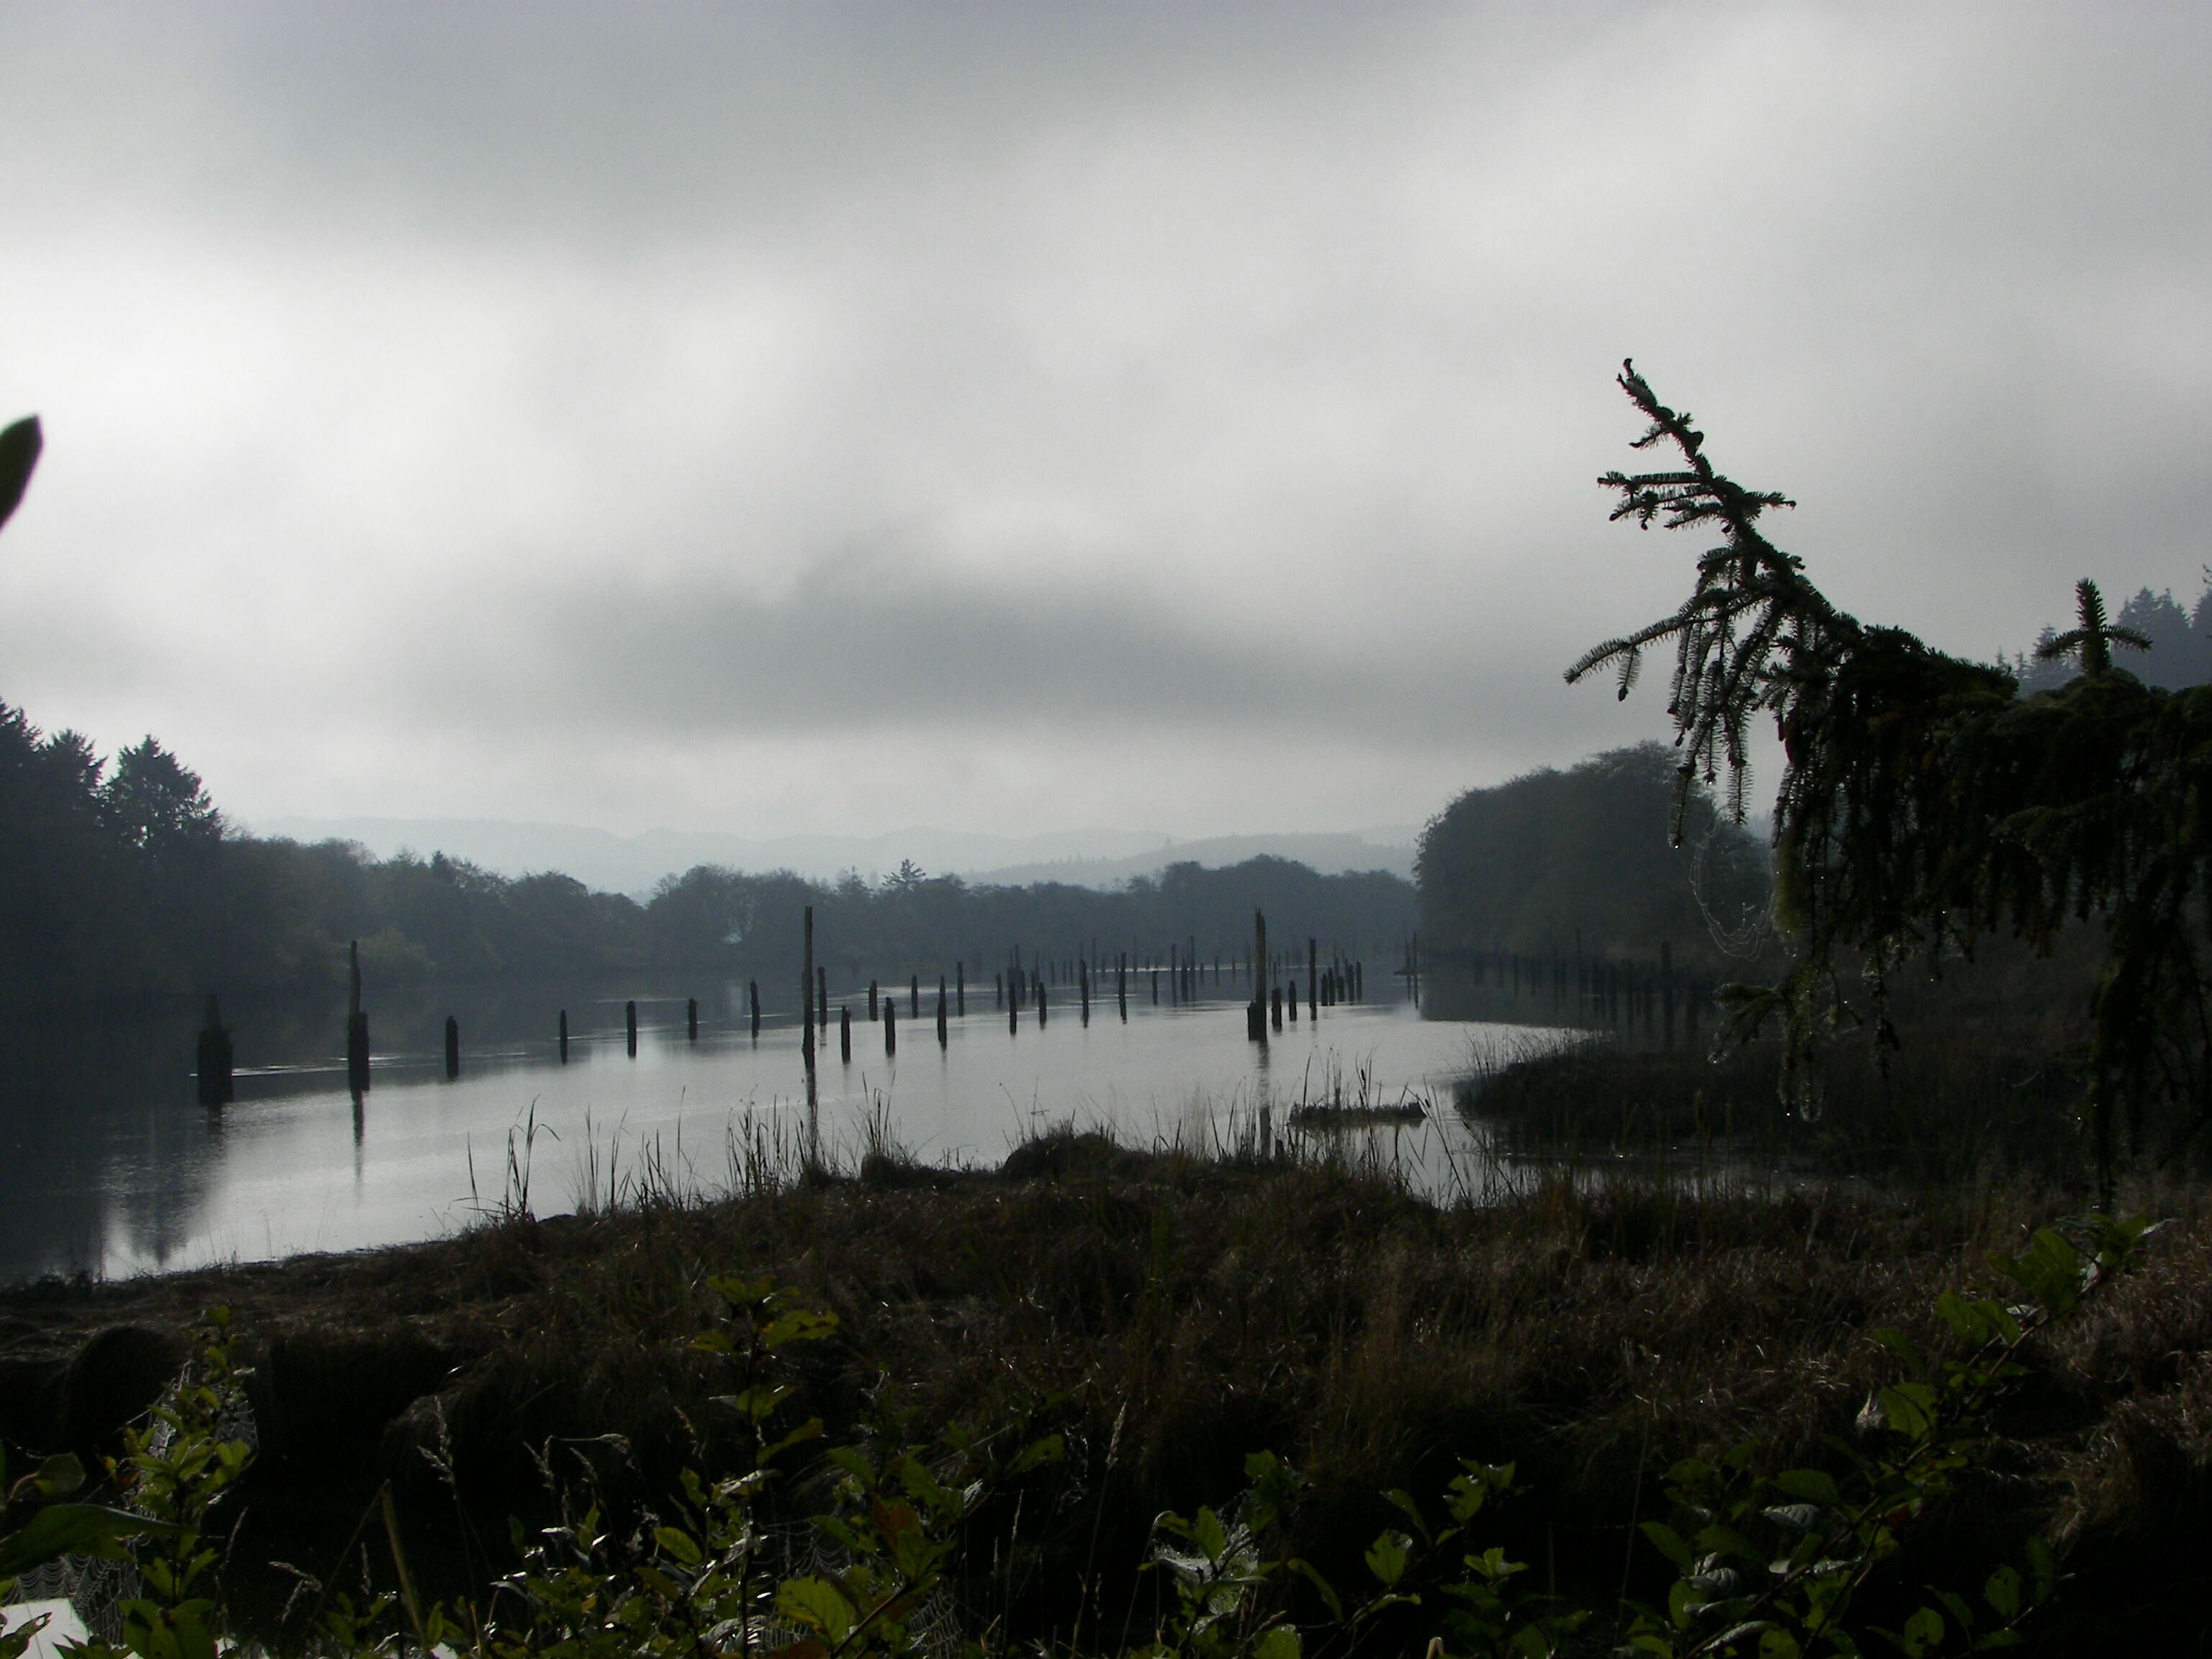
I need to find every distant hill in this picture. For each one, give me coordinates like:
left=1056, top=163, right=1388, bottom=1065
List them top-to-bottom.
left=251, top=816, right=1416, bottom=896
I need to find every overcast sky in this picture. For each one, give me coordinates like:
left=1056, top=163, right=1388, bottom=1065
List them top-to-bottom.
left=1, top=2, right=2208, bottom=842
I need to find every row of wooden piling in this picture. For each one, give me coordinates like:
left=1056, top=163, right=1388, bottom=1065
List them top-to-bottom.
left=193, top=915, right=1383, bottom=1106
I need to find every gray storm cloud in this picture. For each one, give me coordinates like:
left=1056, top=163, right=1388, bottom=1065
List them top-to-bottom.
left=0, top=2, right=2207, bottom=840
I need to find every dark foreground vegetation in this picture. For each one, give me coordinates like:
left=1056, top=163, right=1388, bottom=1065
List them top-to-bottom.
left=1, top=1144, right=2207, bottom=1657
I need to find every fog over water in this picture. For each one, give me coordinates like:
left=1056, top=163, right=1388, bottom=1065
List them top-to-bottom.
left=1, top=4, right=2208, bottom=844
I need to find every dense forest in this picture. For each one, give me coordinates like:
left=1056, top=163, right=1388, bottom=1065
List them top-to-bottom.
left=0, top=698, right=1413, bottom=1008
left=1413, top=742, right=1771, bottom=976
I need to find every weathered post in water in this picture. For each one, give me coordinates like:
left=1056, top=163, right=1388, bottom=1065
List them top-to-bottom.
left=802, top=907, right=817, bottom=1079
left=1249, top=909, right=1269, bottom=1043
left=346, top=939, right=372, bottom=1095
left=1308, top=940, right=1318, bottom=1019
left=1118, top=953, right=1128, bottom=1022
left=1079, top=959, right=1090, bottom=1025
left=956, top=961, right=966, bottom=1016
left=817, top=968, right=828, bottom=1033
left=910, top=974, right=920, bottom=1020
left=937, top=977, right=948, bottom=1048
left=869, top=979, right=879, bottom=1020
left=1037, top=979, right=1048, bottom=1028
left=749, top=980, right=762, bottom=1040
left=196, top=995, right=233, bottom=1106
left=687, top=997, right=698, bottom=1042
left=885, top=997, right=897, bottom=1056
left=626, top=1000, right=638, bottom=1058
left=840, top=1004, right=852, bottom=1064
left=559, top=1009, right=570, bottom=1063
left=444, top=1015, right=460, bottom=1079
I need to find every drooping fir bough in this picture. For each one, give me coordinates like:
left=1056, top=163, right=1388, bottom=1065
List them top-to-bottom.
left=1570, top=361, right=2207, bottom=1199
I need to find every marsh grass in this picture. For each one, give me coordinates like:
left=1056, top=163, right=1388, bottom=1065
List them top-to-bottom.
left=5, top=1128, right=2210, bottom=1652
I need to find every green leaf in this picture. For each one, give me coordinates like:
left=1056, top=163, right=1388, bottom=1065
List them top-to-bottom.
left=1879, top=1384, right=1938, bottom=1440
left=1010, top=1433, right=1065, bottom=1475
left=1773, top=1468, right=1841, bottom=1508
left=0, top=1504, right=186, bottom=1578
left=1191, top=1507, right=1229, bottom=1563
left=1641, top=1521, right=1695, bottom=1572
left=654, top=1527, right=702, bottom=1567
left=1364, top=1529, right=1412, bottom=1588
left=1287, top=1557, right=1342, bottom=1622
left=1983, top=1563, right=2020, bottom=1619
left=775, top=1575, right=855, bottom=1643
left=1898, top=1605, right=1944, bottom=1657
left=1254, top=1624, right=1302, bottom=1659
left=1759, top=1629, right=1802, bottom=1659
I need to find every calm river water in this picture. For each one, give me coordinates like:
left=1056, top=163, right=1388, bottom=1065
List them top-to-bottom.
left=0, top=984, right=1558, bottom=1284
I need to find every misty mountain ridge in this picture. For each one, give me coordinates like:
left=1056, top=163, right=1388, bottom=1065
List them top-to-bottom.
left=247, top=816, right=1418, bottom=896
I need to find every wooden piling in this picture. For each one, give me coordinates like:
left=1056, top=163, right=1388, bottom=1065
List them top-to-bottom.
left=1249, top=909, right=1269, bottom=1043
left=805, top=915, right=822, bottom=1084
left=346, top=939, right=371, bottom=1095
left=1308, top=940, right=1318, bottom=1018
left=1118, top=953, right=1128, bottom=1022
left=1079, top=959, right=1090, bottom=1025
left=956, top=962, right=966, bottom=1016
left=817, top=968, right=828, bottom=1033
left=910, top=974, right=920, bottom=1021
left=937, top=977, right=948, bottom=1048
left=870, top=979, right=879, bottom=1020
left=1038, top=979, right=1048, bottom=1028
left=749, top=980, right=762, bottom=1040
left=196, top=994, right=233, bottom=1107
left=687, top=997, right=698, bottom=1042
left=885, top=997, right=897, bottom=1057
left=626, top=999, right=638, bottom=1058
left=840, top=1004, right=852, bottom=1064
left=559, top=1009, right=569, bottom=1063
left=444, top=1015, right=460, bottom=1079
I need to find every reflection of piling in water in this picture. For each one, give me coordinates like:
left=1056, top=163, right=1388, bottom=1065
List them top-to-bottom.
left=346, top=938, right=371, bottom=1095
left=196, top=995, right=233, bottom=1107
left=687, top=997, right=698, bottom=1042
left=626, top=1000, right=638, bottom=1058
left=558, top=1010, right=569, bottom=1064
left=444, top=1015, right=460, bottom=1079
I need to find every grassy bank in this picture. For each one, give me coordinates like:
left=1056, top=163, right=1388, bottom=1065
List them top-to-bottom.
left=4, top=1140, right=2209, bottom=1653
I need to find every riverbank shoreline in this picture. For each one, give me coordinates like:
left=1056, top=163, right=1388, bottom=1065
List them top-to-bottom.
left=4, top=1140, right=2208, bottom=1652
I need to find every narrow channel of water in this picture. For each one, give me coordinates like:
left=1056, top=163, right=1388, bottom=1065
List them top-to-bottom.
left=0, top=989, right=1568, bottom=1283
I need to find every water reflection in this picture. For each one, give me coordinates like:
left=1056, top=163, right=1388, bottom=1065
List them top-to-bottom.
left=0, top=983, right=1550, bottom=1285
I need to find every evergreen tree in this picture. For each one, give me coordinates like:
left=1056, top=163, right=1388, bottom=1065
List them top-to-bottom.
left=1571, top=361, right=2212, bottom=1198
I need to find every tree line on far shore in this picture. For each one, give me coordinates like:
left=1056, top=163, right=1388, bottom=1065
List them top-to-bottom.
left=0, top=698, right=1415, bottom=1008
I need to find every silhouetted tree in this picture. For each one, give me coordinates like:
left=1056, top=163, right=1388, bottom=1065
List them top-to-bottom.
left=1571, top=360, right=2212, bottom=1198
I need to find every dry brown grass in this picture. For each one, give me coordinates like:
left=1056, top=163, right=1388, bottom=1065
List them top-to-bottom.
left=3, top=1142, right=2208, bottom=1651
